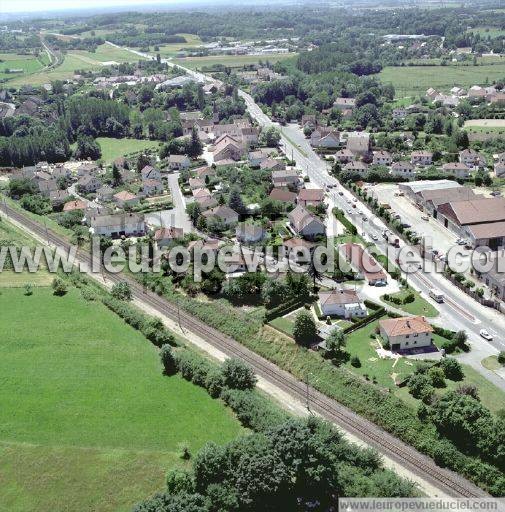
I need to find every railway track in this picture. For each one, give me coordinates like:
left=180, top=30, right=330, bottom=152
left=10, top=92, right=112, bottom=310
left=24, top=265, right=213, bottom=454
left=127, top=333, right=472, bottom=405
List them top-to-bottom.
left=2, top=202, right=488, bottom=499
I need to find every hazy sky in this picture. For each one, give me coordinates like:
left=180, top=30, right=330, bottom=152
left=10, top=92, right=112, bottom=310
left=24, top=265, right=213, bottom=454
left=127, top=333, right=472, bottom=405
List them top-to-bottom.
left=2, top=0, right=186, bottom=13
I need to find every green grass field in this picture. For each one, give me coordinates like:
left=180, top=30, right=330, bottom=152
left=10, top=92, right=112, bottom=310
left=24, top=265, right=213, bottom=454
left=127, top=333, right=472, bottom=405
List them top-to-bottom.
left=468, top=26, right=505, bottom=37
left=157, top=33, right=204, bottom=57
left=6, top=44, right=143, bottom=87
left=0, top=52, right=47, bottom=80
left=174, top=53, right=295, bottom=71
left=379, top=63, right=505, bottom=97
left=96, top=137, right=161, bottom=163
left=0, top=286, right=242, bottom=512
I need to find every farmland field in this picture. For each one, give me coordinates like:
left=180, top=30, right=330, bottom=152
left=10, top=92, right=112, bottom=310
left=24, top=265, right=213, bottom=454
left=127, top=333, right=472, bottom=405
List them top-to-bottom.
left=6, top=43, right=144, bottom=87
left=173, top=52, right=295, bottom=70
left=379, top=63, right=505, bottom=97
left=96, top=137, right=161, bottom=163
left=0, top=286, right=243, bottom=512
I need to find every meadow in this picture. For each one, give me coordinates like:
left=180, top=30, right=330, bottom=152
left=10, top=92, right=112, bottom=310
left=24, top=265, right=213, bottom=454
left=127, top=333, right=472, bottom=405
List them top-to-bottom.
left=156, top=33, right=204, bottom=57
left=6, top=43, right=143, bottom=87
left=0, top=52, right=49, bottom=81
left=173, top=52, right=295, bottom=71
left=379, top=62, right=505, bottom=97
left=96, top=137, right=161, bottom=163
left=0, top=285, right=243, bottom=512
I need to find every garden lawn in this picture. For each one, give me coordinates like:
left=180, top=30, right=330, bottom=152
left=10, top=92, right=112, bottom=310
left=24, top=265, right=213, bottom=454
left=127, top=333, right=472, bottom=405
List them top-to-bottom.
left=379, top=62, right=505, bottom=97
left=96, top=137, right=161, bottom=163
left=0, top=287, right=243, bottom=512
left=381, top=288, right=439, bottom=318
left=269, top=316, right=295, bottom=336
left=344, top=321, right=416, bottom=390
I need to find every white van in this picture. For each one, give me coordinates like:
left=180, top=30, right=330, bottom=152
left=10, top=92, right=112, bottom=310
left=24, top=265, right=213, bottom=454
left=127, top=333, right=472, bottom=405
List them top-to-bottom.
left=429, top=289, right=445, bottom=303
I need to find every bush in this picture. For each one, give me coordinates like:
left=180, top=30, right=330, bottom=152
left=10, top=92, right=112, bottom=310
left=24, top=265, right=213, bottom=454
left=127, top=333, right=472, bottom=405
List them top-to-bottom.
left=51, top=277, right=68, bottom=296
left=111, top=281, right=132, bottom=301
left=293, top=310, right=317, bottom=346
left=160, top=344, right=177, bottom=375
left=498, top=351, right=505, bottom=365
left=350, top=356, right=361, bottom=368
left=439, top=357, right=464, bottom=381
left=221, top=358, right=257, bottom=390
left=428, top=367, right=446, bottom=388
left=204, top=368, right=224, bottom=398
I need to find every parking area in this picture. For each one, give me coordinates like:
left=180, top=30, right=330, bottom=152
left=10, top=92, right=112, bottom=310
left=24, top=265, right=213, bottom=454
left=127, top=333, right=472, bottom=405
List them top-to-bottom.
left=372, top=183, right=468, bottom=256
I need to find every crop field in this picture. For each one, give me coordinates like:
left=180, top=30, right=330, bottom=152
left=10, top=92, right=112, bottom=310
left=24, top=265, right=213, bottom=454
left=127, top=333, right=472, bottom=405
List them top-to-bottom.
left=6, top=44, right=143, bottom=87
left=173, top=52, right=295, bottom=70
left=379, top=63, right=505, bottom=97
left=96, top=137, right=161, bottom=163
left=0, top=286, right=243, bottom=512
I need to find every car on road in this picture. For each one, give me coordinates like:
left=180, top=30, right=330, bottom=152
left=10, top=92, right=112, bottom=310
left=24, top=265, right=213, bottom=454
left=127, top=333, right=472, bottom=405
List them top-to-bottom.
left=338, top=191, right=344, bottom=195
left=347, top=209, right=353, bottom=214
left=357, top=210, right=362, bottom=215
left=421, top=215, right=429, bottom=221
left=362, top=216, right=368, bottom=221
left=371, top=234, right=378, bottom=241
left=480, top=329, right=493, bottom=341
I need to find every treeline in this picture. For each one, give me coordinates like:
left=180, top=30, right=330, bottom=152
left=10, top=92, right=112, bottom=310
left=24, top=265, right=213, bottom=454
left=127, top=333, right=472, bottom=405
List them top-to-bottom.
left=66, top=95, right=130, bottom=137
left=0, top=126, right=70, bottom=167
left=133, top=347, right=416, bottom=511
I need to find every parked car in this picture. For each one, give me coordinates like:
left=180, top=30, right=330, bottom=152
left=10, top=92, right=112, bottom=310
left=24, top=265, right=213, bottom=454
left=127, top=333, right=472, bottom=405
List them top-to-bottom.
left=421, top=215, right=429, bottom=221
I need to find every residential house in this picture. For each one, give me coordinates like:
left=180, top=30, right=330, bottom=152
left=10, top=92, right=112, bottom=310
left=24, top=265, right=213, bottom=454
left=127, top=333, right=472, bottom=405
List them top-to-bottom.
left=333, top=97, right=356, bottom=111
left=392, top=107, right=407, bottom=120
left=300, top=114, right=317, bottom=130
left=240, top=127, right=260, bottom=146
left=310, top=127, right=340, bottom=148
left=346, top=132, right=371, bottom=157
left=212, top=135, right=243, bottom=162
left=248, top=148, right=272, bottom=167
left=334, top=149, right=354, bottom=164
left=459, top=149, right=486, bottom=169
left=373, top=151, right=393, bottom=166
left=411, top=151, right=433, bottom=166
left=168, top=155, right=191, bottom=171
left=259, top=158, right=285, bottom=172
left=343, top=160, right=369, bottom=176
left=391, top=161, right=416, bottom=179
left=441, top=162, right=471, bottom=179
left=495, top=163, right=505, bottom=178
left=141, top=165, right=162, bottom=181
left=194, top=166, right=216, bottom=180
left=271, top=170, right=299, bottom=188
left=77, top=175, right=101, bottom=194
left=189, top=177, right=206, bottom=190
left=37, top=179, right=58, bottom=197
left=142, top=179, right=164, bottom=196
left=96, top=185, right=115, bottom=201
left=192, top=187, right=212, bottom=200
left=269, top=188, right=297, bottom=204
left=297, top=188, right=325, bottom=207
left=49, top=190, right=69, bottom=208
left=113, top=190, right=139, bottom=207
left=195, top=195, right=218, bottom=211
left=202, top=205, right=239, bottom=226
left=288, top=205, right=325, bottom=240
left=90, top=212, right=146, bottom=237
left=236, top=222, right=265, bottom=243
left=154, top=227, right=184, bottom=249
left=341, top=243, right=387, bottom=285
left=318, top=289, right=367, bottom=319
left=379, top=316, right=433, bottom=351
